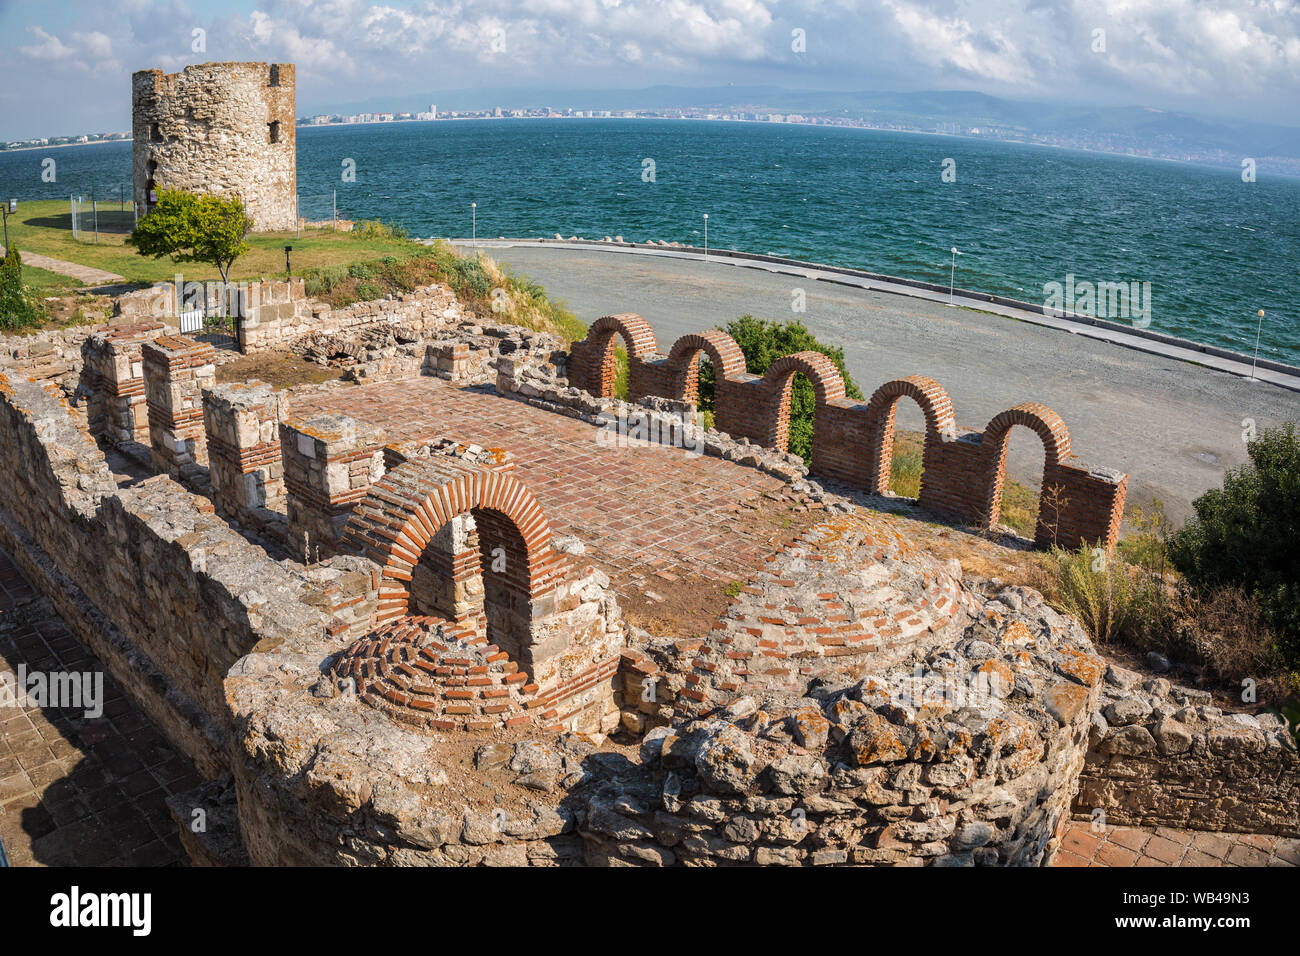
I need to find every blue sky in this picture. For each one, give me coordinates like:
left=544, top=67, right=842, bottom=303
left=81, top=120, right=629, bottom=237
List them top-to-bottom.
left=2, top=0, right=1298, bottom=139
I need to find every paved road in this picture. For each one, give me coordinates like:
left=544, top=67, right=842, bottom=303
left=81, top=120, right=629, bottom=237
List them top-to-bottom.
left=462, top=242, right=1300, bottom=525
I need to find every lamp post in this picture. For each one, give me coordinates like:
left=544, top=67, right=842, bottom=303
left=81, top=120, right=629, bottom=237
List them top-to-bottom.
left=2, top=199, right=15, bottom=251
left=471, top=202, right=477, bottom=248
left=703, top=213, right=708, bottom=259
left=948, top=246, right=962, bottom=306
left=1251, top=309, right=1265, bottom=381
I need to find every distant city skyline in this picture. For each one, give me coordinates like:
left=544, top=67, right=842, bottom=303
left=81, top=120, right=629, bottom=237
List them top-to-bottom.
left=2, top=0, right=1298, bottom=142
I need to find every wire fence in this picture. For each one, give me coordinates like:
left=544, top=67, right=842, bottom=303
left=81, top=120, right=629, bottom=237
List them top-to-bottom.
left=68, top=185, right=136, bottom=242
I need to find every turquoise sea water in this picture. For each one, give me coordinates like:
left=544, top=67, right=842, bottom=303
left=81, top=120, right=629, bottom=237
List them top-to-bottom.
left=3, top=118, right=1297, bottom=362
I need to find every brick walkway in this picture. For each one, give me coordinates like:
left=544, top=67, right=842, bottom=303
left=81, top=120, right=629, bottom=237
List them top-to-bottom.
left=292, top=379, right=812, bottom=589
left=0, top=545, right=197, bottom=867
left=1055, top=820, right=1300, bottom=867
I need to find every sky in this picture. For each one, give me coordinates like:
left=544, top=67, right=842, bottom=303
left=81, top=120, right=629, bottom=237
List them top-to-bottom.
left=2, top=0, right=1298, bottom=139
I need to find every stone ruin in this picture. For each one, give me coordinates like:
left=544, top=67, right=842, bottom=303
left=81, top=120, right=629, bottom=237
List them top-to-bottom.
left=133, top=62, right=297, bottom=231
left=0, top=282, right=1293, bottom=867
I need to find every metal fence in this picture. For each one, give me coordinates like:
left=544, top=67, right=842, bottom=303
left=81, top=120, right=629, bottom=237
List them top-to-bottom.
left=69, top=186, right=135, bottom=242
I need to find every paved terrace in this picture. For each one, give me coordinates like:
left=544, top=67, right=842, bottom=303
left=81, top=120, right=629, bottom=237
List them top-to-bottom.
left=291, top=377, right=818, bottom=597
left=0, top=547, right=195, bottom=867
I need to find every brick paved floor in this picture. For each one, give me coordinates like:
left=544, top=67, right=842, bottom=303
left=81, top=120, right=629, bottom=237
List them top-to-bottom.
left=292, top=379, right=813, bottom=589
left=0, top=545, right=197, bottom=867
left=1055, top=820, right=1300, bottom=867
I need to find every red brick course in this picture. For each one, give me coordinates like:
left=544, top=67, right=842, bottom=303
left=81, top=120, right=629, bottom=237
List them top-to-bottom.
left=567, top=313, right=1127, bottom=550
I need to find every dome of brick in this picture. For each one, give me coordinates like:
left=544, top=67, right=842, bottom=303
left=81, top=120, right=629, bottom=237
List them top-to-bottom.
left=656, top=512, right=984, bottom=713
left=330, top=616, right=538, bottom=731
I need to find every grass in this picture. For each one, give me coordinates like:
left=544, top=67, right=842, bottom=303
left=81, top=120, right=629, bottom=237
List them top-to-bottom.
left=5, top=199, right=420, bottom=285
left=5, top=203, right=586, bottom=343
left=300, top=239, right=585, bottom=342
left=20, top=263, right=84, bottom=295
left=1029, top=533, right=1298, bottom=706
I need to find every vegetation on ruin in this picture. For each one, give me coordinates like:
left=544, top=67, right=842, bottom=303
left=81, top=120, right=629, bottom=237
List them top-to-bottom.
left=128, top=189, right=254, bottom=287
left=300, top=240, right=584, bottom=341
left=0, top=245, right=42, bottom=331
left=693, top=316, right=863, bottom=464
left=1169, top=422, right=1300, bottom=670
left=1032, top=444, right=1300, bottom=707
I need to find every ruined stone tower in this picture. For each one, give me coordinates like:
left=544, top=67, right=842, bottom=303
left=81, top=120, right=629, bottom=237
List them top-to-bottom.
left=132, top=62, right=296, bottom=232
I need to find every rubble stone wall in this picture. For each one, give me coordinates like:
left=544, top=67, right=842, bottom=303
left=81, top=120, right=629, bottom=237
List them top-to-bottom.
left=132, top=62, right=296, bottom=232
left=0, top=371, right=331, bottom=776
left=225, top=527, right=1106, bottom=867
left=1076, top=669, right=1300, bottom=836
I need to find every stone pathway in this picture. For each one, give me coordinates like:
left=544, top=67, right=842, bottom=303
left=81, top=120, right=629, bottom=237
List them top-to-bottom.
left=0, top=244, right=124, bottom=286
left=292, top=378, right=818, bottom=589
left=0, top=545, right=196, bottom=867
left=1055, top=820, right=1300, bottom=867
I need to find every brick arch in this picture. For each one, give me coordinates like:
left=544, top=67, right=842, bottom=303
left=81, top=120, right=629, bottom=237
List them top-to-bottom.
left=566, top=312, right=660, bottom=397
left=664, top=330, right=748, bottom=403
left=760, top=351, right=848, bottom=451
left=862, top=376, right=956, bottom=494
left=979, top=402, right=1073, bottom=537
left=341, top=463, right=568, bottom=640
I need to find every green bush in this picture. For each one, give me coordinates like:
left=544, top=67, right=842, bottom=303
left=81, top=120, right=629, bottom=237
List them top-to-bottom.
left=353, top=220, right=409, bottom=241
left=0, top=245, right=42, bottom=331
left=451, top=257, right=492, bottom=299
left=698, top=316, right=863, bottom=463
left=1169, top=422, right=1300, bottom=668
left=1037, top=545, right=1163, bottom=646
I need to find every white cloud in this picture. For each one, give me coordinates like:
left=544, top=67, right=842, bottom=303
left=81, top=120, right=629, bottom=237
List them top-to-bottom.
left=2, top=0, right=1297, bottom=137
left=20, top=26, right=76, bottom=61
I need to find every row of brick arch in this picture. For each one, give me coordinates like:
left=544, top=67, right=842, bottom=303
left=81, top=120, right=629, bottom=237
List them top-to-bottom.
left=567, top=312, right=1126, bottom=550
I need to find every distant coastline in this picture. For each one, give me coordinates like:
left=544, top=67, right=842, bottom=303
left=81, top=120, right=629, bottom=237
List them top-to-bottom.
left=7, top=112, right=1299, bottom=179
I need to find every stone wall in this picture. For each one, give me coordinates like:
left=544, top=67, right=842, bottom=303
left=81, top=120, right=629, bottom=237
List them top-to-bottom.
left=132, top=62, right=296, bottom=232
left=567, top=313, right=1127, bottom=550
left=142, top=335, right=217, bottom=478
left=0, top=371, right=331, bottom=776
left=202, top=381, right=288, bottom=534
left=224, top=518, right=1105, bottom=866
left=1076, top=666, right=1300, bottom=836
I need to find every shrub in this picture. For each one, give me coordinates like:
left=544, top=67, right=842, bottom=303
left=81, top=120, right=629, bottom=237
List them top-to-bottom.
left=353, top=220, right=409, bottom=241
left=0, top=245, right=42, bottom=330
left=451, top=257, right=492, bottom=299
left=698, top=316, right=863, bottom=463
left=1169, top=422, right=1300, bottom=669
left=1035, top=545, right=1167, bottom=646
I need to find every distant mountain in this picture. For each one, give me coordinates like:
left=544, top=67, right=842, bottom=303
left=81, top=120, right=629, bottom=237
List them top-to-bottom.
left=301, top=86, right=1300, bottom=169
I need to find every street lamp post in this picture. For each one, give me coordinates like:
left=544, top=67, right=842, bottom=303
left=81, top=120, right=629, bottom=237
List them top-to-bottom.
left=2, top=199, right=15, bottom=251
left=471, top=202, right=477, bottom=247
left=703, top=213, right=708, bottom=259
left=948, top=246, right=962, bottom=306
left=1251, top=309, right=1265, bottom=381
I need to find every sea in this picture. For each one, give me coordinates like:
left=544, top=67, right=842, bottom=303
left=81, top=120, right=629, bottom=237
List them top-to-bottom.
left=2, top=118, right=1297, bottom=363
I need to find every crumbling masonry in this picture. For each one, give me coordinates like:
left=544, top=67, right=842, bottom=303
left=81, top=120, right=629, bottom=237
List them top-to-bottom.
left=132, top=62, right=297, bottom=231
left=0, top=283, right=1291, bottom=867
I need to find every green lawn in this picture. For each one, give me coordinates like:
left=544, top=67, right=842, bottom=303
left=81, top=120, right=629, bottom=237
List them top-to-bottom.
left=5, top=199, right=421, bottom=284
left=21, top=263, right=84, bottom=295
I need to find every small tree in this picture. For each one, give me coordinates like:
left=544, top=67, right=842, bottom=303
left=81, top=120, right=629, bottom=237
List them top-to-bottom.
left=128, top=189, right=253, bottom=293
left=0, top=244, right=40, bottom=331
left=698, top=316, right=863, bottom=463
left=1170, top=421, right=1300, bottom=667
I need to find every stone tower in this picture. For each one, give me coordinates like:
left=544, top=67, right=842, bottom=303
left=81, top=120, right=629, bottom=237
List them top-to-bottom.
left=132, top=62, right=297, bottom=232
